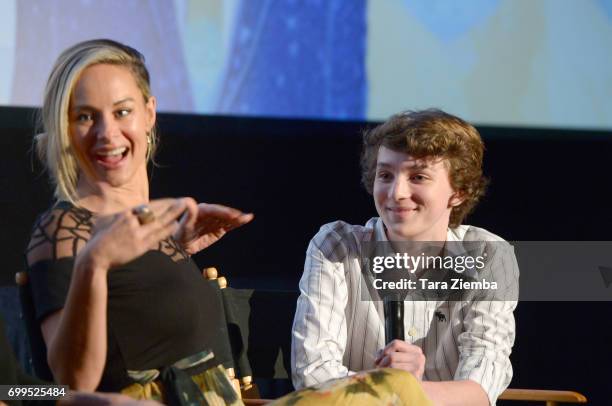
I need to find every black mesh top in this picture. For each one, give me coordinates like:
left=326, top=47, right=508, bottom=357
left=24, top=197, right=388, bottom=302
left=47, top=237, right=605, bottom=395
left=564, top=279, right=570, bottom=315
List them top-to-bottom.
left=25, top=201, right=232, bottom=391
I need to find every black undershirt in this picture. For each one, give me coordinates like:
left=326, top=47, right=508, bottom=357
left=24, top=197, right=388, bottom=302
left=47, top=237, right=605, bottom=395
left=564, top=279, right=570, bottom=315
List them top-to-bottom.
left=26, top=202, right=232, bottom=391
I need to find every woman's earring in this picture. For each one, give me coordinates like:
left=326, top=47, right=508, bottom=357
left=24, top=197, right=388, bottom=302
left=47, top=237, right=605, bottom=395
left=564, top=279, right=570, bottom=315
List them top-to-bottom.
left=145, top=132, right=153, bottom=159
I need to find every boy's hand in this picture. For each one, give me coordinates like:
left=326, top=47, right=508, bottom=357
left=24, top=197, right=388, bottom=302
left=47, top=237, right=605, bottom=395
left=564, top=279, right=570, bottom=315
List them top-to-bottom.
left=374, top=339, right=426, bottom=380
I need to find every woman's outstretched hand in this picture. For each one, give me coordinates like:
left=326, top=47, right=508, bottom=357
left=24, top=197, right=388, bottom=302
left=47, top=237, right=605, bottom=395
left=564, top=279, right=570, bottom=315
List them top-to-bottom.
left=78, top=198, right=188, bottom=271
left=174, top=198, right=254, bottom=255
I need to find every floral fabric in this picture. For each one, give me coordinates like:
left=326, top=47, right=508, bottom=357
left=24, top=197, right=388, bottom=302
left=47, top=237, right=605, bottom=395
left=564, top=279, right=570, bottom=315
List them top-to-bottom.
left=121, top=364, right=244, bottom=406
left=270, top=369, right=433, bottom=406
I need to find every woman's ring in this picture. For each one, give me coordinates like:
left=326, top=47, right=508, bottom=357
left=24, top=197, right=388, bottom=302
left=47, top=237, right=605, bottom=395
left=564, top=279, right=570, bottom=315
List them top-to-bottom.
left=133, top=205, right=155, bottom=225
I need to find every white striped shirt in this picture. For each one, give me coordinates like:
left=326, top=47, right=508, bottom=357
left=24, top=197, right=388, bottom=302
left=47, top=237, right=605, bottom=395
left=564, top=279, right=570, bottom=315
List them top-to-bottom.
left=291, top=218, right=518, bottom=405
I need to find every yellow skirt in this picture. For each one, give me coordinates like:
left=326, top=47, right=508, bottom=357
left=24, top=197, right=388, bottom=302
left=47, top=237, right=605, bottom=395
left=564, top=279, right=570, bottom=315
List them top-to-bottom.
left=121, top=364, right=244, bottom=406
left=122, top=367, right=432, bottom=405
left=269, top=369, right=433, bottom=406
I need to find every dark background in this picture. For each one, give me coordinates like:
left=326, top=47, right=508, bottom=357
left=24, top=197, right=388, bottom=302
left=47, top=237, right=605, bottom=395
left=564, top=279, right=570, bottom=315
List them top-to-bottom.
left=1, top=106, right=611, bottom=403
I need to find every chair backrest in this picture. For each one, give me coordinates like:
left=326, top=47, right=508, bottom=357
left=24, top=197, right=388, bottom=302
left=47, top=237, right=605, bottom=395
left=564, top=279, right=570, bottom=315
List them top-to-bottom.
left=203, top=267, right=298, bottom=398
left=15, top=271, right=54, bottom=381
left=225, top=288, right=298, bottom=399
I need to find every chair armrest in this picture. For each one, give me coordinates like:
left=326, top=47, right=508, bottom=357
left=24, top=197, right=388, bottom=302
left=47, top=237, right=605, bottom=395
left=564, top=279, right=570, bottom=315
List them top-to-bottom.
left=499, top=388, right=587, bottom=403
left=244, top=399, right=273, bottom=405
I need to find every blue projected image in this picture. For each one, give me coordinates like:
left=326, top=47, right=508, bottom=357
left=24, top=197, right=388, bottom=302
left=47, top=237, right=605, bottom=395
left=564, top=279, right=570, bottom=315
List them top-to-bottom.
left=0, top=0, right=611, bottom=129
left=215, top=0, right=367, bottom=119
left=402, top=0, right=501, bottom=42
left=598, top=0, right=612, bottom=19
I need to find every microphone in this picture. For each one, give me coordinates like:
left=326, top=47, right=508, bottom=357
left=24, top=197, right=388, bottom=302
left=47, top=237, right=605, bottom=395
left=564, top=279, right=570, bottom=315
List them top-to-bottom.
left=383, top=294, right=404, bottom=343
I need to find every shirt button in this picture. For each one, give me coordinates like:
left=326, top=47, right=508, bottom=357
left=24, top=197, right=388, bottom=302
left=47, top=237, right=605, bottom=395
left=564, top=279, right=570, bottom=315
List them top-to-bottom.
left=408, top=326, right=418, bottom=337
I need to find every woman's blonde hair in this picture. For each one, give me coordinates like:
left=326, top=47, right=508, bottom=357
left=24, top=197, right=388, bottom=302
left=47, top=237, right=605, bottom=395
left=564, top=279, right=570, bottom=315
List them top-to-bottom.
left=35, top=39, right=157, bottom=204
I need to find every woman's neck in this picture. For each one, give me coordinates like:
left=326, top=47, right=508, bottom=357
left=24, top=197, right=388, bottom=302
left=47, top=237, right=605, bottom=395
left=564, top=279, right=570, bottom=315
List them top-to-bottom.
left=75, top=171, right=149, bottom=215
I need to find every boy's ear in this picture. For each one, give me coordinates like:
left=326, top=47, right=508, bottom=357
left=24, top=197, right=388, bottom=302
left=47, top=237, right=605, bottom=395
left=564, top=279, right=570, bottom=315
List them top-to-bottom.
left=449, top=191, right=465, bottom=207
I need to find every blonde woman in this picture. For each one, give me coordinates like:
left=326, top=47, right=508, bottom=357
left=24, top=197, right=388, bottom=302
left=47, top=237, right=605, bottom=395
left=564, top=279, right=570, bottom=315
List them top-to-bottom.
left=25, top=39, right=252, bottom=404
